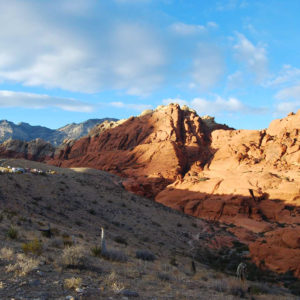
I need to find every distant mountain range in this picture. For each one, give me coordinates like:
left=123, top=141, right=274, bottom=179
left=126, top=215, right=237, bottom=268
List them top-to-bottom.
left=0, top=118, right=118, bottom=146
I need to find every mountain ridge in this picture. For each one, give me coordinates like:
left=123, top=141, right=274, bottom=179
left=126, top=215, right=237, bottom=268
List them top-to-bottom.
left=0, top=118, right=118, bottom=146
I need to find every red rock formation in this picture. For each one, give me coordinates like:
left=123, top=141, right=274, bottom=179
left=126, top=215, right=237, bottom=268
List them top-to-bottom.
left=48, top=104, right=300, bottom=277
left=49, top=104, right=214, bottom=197
left=156, top=109, right=300, bottom=278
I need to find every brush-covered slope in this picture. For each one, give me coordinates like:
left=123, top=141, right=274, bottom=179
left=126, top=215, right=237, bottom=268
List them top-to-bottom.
left=3, top=159, right=296, bottom=299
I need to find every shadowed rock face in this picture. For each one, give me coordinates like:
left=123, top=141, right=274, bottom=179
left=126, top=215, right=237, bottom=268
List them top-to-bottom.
left=0, top=138, right=55, bottom=161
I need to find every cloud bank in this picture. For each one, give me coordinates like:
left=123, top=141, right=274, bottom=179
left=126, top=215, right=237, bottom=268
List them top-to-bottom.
left=0, top=0, right=225, bottom=97
left=0, top=90, right=93, bottom=112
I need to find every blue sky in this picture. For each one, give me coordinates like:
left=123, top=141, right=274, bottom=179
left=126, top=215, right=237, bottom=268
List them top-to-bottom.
left=0, top=0, right=300, bottom=129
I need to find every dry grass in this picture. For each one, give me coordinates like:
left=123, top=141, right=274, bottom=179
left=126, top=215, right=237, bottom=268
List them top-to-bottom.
left=7, top=226, right=18, bottom=239
left=22, top=238, right=43, bottom=256
left=61, top=245, right=86, bottom=267
left=0, top=247, right=14, bottom=260
left=101, top=248, right=128, bottom=262
left=136, top=250, right=156, bottom=261
left=5, top=253, right=40, bottom=276
left=104, top=271, right=125, bottom=294
left=64, top=277, right=82, bottom=290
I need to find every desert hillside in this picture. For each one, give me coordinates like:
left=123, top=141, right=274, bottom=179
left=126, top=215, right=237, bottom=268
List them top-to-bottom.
left=44, top=104, right=300, bottom=281
left=0, top=159, right=298, bottom=299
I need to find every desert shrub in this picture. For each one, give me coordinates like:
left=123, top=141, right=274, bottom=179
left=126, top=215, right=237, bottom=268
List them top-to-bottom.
left=88, top=208, right=96, bottom=215
left=75, top=220, right=82, bottom=226
left=7, top=226, right=18, bottom=239
left=62, top=234, right=73, bottom=247
left=114, top=236, right=128, bottom=245
left=51, top=237, right=64, bottom=249
left=22, top=239, right=43, bottom=256
left=61, top=245, right=86, bottom=267
left=91, top=246, right=102, bottom=257
left=0, top=247, right=14, bottom=260
left=102, top=249, right=128, bottom=262
left=136, top=250, right=156, bottom=262
left=6, top=253, right=39, bottom=276
left=169, top=256, right=178, bottom=267
left=104, top=271, right=125, bottom=294
left=157, top=272, right=171, bottom=281
left=64, top=277, right=82, bottom=290
left=227, top=278, right=246, bottom=297
left=210, top=279, right=228, bottom=293
left=248, top=282, right=273, bottom=295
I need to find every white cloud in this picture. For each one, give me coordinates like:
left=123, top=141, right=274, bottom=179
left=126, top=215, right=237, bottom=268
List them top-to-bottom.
left=0, top=0, right=225, bottom=98
left=60, top=0, right=94, bottom=15
left=114, top=0, right=151, bottom=3
left=216, top=0, right=248, bottom=11
left=0, top=1, right=166, bottom=97
left=170, top=21, right=218, bottom=36
left=207, top=22, right=218, bottom=29
left=170, top=23, right=206, bottom=35
left=233, top=33, right=268, bottom=81
left=190, top=44, right=224, bottom=90
left=265, top=65, right=300, bottom=88
left=227, top=70, right=244, bottom=89
left=275, top=84, right=300, bottom=100
left=0, top=90, right=94, bottom=112
left=163, top=96, right=266, bottom=115
left=191, top=97, right=245, bottom=115
left=162, top=98, right=188, bottom=106
left=275, top=101, right=300, bottom=115
left=110, top=102, right=152, bottom=111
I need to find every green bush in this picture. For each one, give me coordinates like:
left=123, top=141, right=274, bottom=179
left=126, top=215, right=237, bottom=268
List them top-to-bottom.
left=7, top=226, right=18, bottom=239
left=22, top=239, right=43, bottom=256
left=91, top=246, right=102, bottom=257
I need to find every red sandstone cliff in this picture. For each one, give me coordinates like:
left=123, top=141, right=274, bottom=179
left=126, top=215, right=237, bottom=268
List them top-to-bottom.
left=49, top=104, right=217, bottom=197
left=155, top=109, right=300, bottom=278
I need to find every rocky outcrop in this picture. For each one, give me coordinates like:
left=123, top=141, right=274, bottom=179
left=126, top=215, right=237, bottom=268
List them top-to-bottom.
left=49, top=104, right=214, bottom=197
left=156, top=109, right=300, bottom=278
left=0, top=118, right=117, bottom=146
left=0, top=138, right=55, bottom=161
